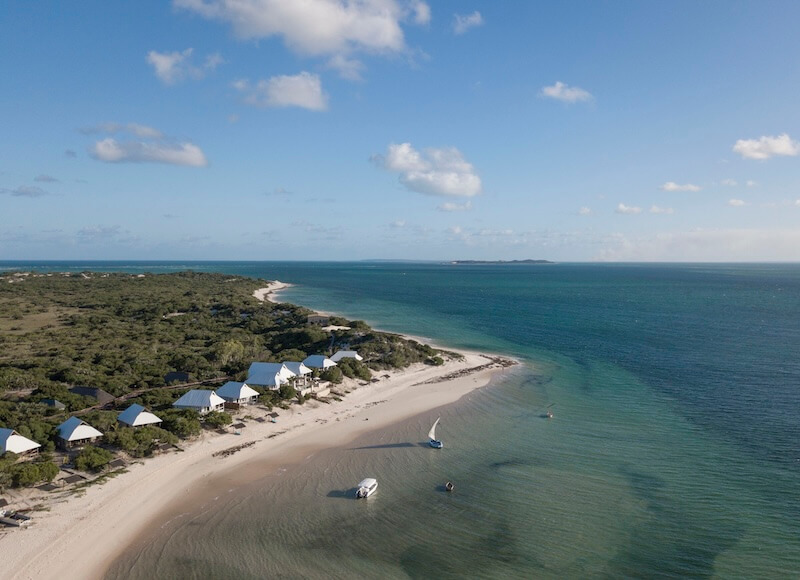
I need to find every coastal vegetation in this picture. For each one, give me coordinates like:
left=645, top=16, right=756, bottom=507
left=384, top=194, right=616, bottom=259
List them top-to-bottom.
left=0, top=270, right=442, bottom=488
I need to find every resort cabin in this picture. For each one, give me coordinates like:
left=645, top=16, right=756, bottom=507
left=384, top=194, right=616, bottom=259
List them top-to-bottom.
left=307, top=314, right=330, bottom=326
left=330, top=350, right=363, bottom=363
left=302, top=355, right=337, bottom=370
left=283, top=361, right=313, bottom=387
left=247, top=362, right=295, bottom=391
left=164, top=371, right=191, bottom=385
left=216, top=382, right=260, bottom=406
left=69, top=386, right=115, bottom=406
left=173, top=390, right=225, bottom=414
left=39, top=398, right=66, bottom=410
left=117, top=403, right=163, bottom=428
left=57, top=417, right=103, bottom=449
left=0, top=428, right=41, bottom=458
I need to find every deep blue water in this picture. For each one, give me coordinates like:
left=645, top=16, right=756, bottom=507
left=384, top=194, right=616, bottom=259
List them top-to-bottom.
left=4, top=261, right=799, bottom=577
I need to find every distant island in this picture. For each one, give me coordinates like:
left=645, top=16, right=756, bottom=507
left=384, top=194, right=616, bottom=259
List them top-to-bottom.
left=449, top=259, right=554, bottom=265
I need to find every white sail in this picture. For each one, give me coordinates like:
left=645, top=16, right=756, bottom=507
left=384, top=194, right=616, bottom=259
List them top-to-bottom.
left=428, top=417, right=440, bottom=441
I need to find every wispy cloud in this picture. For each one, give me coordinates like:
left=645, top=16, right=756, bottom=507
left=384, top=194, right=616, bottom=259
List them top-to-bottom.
left=175, top=0, right=429, bottom=79
left=453, top=11, right=483, bottom=34
left=146, top=48, right=223, bottom=84
left=234, top=72, right=328, bottom=110
left=540, top=81, right=593, bottom=103
left=85, top=123, right=207, bottom=167
left=733, top=133, right=800, bottom=160
left=90, top=139, right=207, bottom=166
left=373, top=142, right=482, bottom=197
left=65, top=149, right=77, bottom=158
left=34, top=174, right=59, bottom=183
left=720, top=178, right=737, bottom=186
left=746, top=180, right=758, bottom=187
left=660, top=181, right=701, bottom=192
left=1, top=185, right=50, bottom=198
left=728, top=199, right=747, bottom=207
left=437, top=200, right=472, bottom=212
left=616, top=203, right=642, bottom=214
left=649, top=205, right=674, bottom=214
left=578, top=206, right=592, bottom=215
left=390, top=220, right=406, bottom=228
left=594, top=228, right=800, bottom=262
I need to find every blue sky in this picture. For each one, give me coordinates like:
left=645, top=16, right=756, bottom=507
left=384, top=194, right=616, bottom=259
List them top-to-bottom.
left=2, top=0, right=799, bottom=261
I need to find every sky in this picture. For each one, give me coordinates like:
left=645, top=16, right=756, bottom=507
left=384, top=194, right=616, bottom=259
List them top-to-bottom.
left=2, top=0, right=800, bottom=262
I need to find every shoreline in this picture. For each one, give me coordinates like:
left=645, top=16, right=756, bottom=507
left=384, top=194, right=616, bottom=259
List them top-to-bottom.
left=3, top=283, right=518, bottom=580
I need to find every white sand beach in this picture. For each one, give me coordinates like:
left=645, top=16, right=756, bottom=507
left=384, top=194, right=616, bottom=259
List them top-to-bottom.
left=252, top=280, right=292, bottom=303
left=2, top=345, right=515, bottom=580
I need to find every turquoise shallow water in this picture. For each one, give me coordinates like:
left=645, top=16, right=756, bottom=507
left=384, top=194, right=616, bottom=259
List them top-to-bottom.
left=3, top=261, right=799, bottom=577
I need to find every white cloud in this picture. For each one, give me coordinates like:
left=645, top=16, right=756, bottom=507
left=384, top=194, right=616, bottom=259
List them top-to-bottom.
left=174, top=0, right=429, bottom=78
left=411, top=1, right=430, bottom=24
left=453, top=11, right=483, bottom=34
left=146, top=48, right=223, bottom=84
left=327, top=55, right=366, bottom=81
left=234, top=72, right=328, bottom=110
left=540, top=81, right=593, bottom=103
left=80, top=123, right=163, bottom=139
left=733, top=133, right=800, bottom=160
left=90, top=138, right=208, bottom=167
left=374, top=142, right=482, bottom=197
left=720, top=178, right=737, bottom=186
left=746, top=180, right=758, bottom=187
left=660, top=181, right=701, bottom=192
left=728, top=199, right=746, bottom=207
left=795, top=199, right=800, bottom=206
left=437, top=200, right=472, bottom=212
left=616, top=203, right=642, bottom=214
left=649, top=205, right=674, bottom=214
left=578, top=206, right=592, bottom=215
left=390, top=220, right=406, bottom=228
left=447, top=226, right=462, bottom=235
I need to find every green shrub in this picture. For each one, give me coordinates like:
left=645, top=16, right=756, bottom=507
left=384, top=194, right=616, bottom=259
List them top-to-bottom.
left=204, top=411, right=232, bottom=428
left=74, top=445, right=114, bottom=472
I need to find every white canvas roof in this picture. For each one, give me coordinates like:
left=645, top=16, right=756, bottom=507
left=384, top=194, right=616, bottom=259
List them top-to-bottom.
left=330, top=350, right=363, bottom=362
left=302, top=355, right=337, bottom=369
left=283, top=361, right=313, bottom=376
left=247, top=362, right=293, bottom=386
left=216, top=381, right=259, bottom=401
left=173, top=389, right=225, bottom=409
left=118, top=403, right=162, bottom=427
left=57, top=416, right=103, bottom=441
left=0, top=428, right=41, bottom=455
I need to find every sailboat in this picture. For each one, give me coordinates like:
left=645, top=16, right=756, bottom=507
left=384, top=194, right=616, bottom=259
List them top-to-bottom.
left=428, top=417, right=443, bottom=449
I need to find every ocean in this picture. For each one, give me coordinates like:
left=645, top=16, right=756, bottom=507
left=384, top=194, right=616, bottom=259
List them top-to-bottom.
left=3, top=261, right=798, bottom=578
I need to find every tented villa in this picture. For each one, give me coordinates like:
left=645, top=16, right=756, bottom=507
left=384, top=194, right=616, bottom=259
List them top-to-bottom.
left=330, top=350, right=363, bottom=363
left=302, top=355, right=337, bottom=370
left=247, top=362, right=293, bottom=390
left=216, top=382, right=260, bottom=406
left=172, top=389, right=225, bottom=414
left=117, top=404, right=163, bottom=428
left=57, top=417, right=103, bottom=449
left=0, top=428, right=41, bottom=458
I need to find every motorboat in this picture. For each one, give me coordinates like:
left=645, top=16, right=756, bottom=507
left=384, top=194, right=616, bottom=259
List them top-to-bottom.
left=428, top=417, right=443, bottom=449
left=355, top=478, right=378, bottom=498
left=445, top=481, right=454, bottom=492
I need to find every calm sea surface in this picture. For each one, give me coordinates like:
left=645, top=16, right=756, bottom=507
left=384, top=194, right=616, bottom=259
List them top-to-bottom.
left=3, top=261, right=799, bottom=578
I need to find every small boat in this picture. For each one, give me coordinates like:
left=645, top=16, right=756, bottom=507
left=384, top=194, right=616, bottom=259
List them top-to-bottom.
left=546, top=410, right=553, bottom=419
left=428, top=417, right=443, bottom=449
left=355, top=478, right=378, bottom=498
left=445, top=481, right=454, bottom=492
